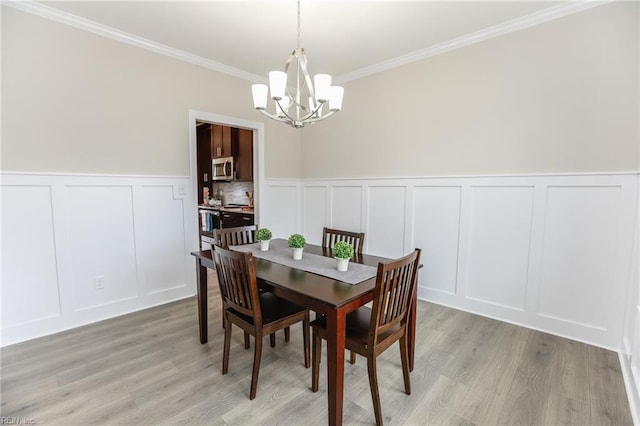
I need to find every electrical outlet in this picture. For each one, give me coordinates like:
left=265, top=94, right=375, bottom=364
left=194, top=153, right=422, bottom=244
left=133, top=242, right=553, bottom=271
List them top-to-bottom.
left=178, top=184, right=186, bottom=196
left=94, top=275, right=105, bottom=290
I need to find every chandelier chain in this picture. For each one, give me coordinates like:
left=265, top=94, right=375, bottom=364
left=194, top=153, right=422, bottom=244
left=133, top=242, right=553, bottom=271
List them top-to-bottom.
left=296, top=0, right=301, bottom=49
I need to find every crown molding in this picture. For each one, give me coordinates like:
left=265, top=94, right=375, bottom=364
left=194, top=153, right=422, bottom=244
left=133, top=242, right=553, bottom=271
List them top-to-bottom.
left=3, top=0, right=267, bottom=84
left=5, top=0, right=610, bottom=86
left=335, top=0, right=612, bottom=84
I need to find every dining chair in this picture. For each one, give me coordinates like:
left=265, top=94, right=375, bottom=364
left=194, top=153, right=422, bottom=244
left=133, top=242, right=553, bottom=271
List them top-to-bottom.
left=214, top=225, right=258, bottom=248
left=214, top=225, right=271, bottom=348
left=215, top=225, right=289, bottom=348
left=322, top=227, right=365, bottom=254
left=322, top=227, right=366, bottom=363
left=213, top=245, right=311, bottom=400
left=311, top=248, right=421, bottom=426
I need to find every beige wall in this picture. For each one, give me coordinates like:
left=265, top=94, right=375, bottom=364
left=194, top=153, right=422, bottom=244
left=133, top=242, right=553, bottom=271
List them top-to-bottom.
left=301, top=2, right=640, bottom=178
left=4, top=3, right=638, bottom=180
left=1, top=7, right=302, bottom=178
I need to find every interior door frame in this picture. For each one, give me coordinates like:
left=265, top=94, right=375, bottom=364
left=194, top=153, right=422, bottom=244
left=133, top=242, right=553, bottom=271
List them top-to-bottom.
left=188, top=110, right=265, bottom=239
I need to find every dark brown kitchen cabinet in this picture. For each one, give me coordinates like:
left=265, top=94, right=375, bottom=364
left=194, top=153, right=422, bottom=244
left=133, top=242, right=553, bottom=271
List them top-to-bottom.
left=198, top=122, right=253, bottom=185
left=196, top=123, right=213, bottom=204
left=212, top=124, right=233, bottom=158
left=235, top=128, right=253, bottom=181
left=221, top=211, right=254, bottom=228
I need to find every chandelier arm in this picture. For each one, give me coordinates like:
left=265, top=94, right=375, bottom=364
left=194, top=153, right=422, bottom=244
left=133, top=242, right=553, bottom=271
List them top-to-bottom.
left=284, top=48, right=316, bottom=113
left=296, top=49, right=317, bottom=102
left=284, top=50, right=296, bottom=73
left=288, top=93, right=309, bottom=113
left=275, top=98, right=300, bottom=124
left=289, top=99, right=324, bottom=123
left=310, top=99, right=324, bottom=116
left=256, top=106, right=336, bottom=128
left=256, top=108, right=291, bottom=124
left=302, top=110, right=336, bottom=124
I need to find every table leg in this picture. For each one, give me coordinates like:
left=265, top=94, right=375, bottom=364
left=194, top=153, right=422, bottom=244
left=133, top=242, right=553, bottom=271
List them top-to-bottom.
left=196, top=259, right=208, bottom=344
left=325, top=309, right=346, bottom=426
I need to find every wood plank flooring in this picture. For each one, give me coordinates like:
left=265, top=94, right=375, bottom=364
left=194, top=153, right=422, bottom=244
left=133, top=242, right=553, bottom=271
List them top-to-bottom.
left=1, top=272, right=633, bottom=425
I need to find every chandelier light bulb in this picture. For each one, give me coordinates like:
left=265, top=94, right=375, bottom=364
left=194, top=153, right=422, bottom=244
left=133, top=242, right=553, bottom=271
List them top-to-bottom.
left=269, top=71, right=287, bottom=100
left=314, top=74, right=332, bottom=103
left=251, top=84, right=268, bottom=110
left=329, top=86, right=344, bottom=112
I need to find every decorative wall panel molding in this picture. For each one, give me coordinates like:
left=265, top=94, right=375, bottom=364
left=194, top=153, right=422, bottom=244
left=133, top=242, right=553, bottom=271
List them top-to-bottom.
left=4, top=171, right=637, bottom=355
left=1, top=173, right=197, bottom=346
left=263, top=173, right=638, bottom=350
left=260, top=183, right=299, bottom=241
left=620, top=183, right=640, bottom=425
left=1, top=185, right=60, bottom=327
left=64, top=185, right=139, bottom=311
left=302, top=186, right=328, bottom=245
left=331, top=186, right=364, bottom=235
left=367, top=186, right=407, bottom=259
left=412, top=186, right=461, bottom=296
left=464, top=186, right=534, bottom=311
left=537, top=186, right=623, bottom=330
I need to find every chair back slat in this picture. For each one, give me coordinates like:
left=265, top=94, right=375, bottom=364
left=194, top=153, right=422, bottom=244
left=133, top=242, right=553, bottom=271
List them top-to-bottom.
left=215, top=225, right=258, bottom=249
left=322, top=227, right=365, bottom=254
left=213, top=245, right=262, bottom=324
left=370, top=249, right=421, bottom=342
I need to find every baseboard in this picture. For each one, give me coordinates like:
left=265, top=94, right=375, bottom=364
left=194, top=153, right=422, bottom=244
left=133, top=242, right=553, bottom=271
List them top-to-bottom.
left=620, top=351, right=640, bottom=425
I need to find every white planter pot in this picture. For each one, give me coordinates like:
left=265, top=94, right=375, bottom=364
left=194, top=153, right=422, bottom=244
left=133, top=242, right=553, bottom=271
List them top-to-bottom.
left=259, top=240, right=270, bottom=251
left=292, top=247, right=303, bottom=260
left=336, top=258, right=349, bottom=272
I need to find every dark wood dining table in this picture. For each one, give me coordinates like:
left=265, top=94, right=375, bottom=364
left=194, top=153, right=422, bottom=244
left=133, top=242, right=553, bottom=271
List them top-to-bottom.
left=191, top=241, right=417, bottom=426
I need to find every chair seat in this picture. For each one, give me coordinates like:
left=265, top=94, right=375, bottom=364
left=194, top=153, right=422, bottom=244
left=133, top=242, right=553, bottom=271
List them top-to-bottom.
left=229, top=293, right=307, bottom=326
left=310, top=307, right=401, bottom=349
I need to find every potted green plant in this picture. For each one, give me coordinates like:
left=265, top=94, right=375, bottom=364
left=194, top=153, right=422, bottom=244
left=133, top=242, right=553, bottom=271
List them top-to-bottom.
left=256, top=227, right=272, bottom=251
left=288, top=233, right=306, bottom=260
left=333, top=241, right=354, bottom=272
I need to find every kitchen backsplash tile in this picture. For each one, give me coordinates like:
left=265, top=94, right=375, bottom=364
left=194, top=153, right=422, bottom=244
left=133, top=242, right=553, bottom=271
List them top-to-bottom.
left=212, top=181, right=254, bottom=206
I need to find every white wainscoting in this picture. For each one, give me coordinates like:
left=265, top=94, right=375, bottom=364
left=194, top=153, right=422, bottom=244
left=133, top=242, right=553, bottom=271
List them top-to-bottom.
left=1, top=172, right=199, bottom=346
left=263, top=173, right=638, bottom=351
left=620, top=183, right=640, bottom=425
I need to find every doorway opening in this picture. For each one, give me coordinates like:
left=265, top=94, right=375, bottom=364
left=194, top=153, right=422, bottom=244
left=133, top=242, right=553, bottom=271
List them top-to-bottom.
left=188, top=111, right=264, bottom=250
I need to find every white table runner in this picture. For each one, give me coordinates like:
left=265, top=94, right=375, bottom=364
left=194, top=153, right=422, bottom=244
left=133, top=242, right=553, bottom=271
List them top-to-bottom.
left=230, top=239, right=377, bottom=285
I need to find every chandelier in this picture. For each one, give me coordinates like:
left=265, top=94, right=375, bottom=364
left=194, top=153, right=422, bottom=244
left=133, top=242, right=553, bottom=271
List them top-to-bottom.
left=251, top=0, right=344, bottom=129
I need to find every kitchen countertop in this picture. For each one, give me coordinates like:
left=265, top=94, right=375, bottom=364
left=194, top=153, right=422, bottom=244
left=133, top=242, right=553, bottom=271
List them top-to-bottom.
left=199, top=205, right=254, bottom=214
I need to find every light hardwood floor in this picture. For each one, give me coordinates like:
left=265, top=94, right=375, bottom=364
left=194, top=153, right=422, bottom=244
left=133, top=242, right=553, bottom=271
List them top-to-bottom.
left=1, top=272, right=633, bottom=425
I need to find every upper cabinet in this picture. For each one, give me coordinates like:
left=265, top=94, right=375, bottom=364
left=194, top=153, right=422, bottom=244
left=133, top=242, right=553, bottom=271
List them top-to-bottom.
left=199, top=123, right=253, bottom=182
left=212, top=124, right=233, bottom=158
left=235, top=128, right=253, bottom=182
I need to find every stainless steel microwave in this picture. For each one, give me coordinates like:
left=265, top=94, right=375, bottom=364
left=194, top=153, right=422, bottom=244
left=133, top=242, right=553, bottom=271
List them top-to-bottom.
left=212, top=156, right=234, bottom=181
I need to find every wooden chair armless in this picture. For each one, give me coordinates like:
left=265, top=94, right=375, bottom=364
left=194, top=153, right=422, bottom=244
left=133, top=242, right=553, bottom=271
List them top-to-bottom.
left=322, top=227, right=365, bottom=255
left=213, top=245, right=310, bottom=400
left=310, top=248, right=421, bottom=425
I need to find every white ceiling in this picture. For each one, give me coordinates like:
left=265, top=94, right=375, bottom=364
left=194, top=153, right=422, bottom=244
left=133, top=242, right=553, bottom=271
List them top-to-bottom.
left=38, top=0, right=578, bottom=83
